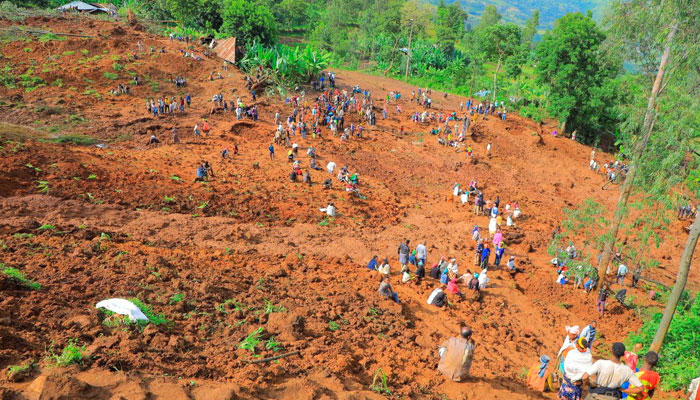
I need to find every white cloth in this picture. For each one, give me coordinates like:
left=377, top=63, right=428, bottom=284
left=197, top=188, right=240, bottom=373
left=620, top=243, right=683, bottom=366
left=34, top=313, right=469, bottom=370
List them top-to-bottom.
left=327, top=162, right=336, bottom=174
left=453, top=185, right=460, bottom=196
left=460, top=193, right=469, bottom=205
left=320, top=205, right=336, bottom=217
left=513, top=208, right=521, bottom=218
left=506, top=215, right=514, bottom=226
left=488, top=218, right=497, bottom=235
left=447, top=262, right=459, bottom=275
left=377, top=263, right=390, bottom=275
left=478, top=269, right=489, bottom=288
left=402, top=271, right=411, bottom=283
left=427, top=288, right=443, bottom=305
left=96, top=298, right=149, bottom=322
left=563, top=348, right=593, bottom=381
left=585, top=360, right=642, bottom=389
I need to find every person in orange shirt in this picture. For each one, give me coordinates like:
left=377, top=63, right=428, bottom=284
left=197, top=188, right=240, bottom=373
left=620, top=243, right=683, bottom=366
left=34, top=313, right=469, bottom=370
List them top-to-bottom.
left=628, top=351, right=660, bottom=400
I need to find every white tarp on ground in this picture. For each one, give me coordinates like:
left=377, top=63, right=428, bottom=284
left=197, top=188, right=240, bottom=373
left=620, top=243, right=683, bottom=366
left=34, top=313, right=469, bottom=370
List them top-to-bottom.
left=57, top=1, right=109, bottom=13
left=96, top=298, right=149, bottom=321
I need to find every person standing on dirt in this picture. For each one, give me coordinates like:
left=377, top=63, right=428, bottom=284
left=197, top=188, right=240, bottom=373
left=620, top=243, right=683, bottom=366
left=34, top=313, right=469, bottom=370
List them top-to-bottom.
left=268, top=144, right=275, bottom=160
left=398, top=239, right=410, bottom=272
left=416, top=241, right=427, bottom=266
left=480, top=244, right=490, bottom=269
left=616, top=263, right=629, bottom=286
left=597, top=285, right=609, bottom=317
left=438, top=326, right=475, bottom=382
left=582, top=342, right=644, bottom=399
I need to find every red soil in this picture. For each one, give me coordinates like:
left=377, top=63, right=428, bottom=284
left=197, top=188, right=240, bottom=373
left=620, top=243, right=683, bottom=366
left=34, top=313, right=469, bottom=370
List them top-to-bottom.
left=0, top=15, right=696, bottom=400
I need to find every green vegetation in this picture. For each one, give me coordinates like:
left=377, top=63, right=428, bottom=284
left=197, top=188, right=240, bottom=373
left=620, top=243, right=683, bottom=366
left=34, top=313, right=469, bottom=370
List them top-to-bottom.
left=239, top=43, right=330, bottom=85
left=112, top=63, right=123, bottom=71
left=104, top=72, right=119, bottom=80
left=41, top=135, right=98, bottom=145
left=37, top=224, right=55, bottom=230
left=1, top=264, right=42, bottom=290
left=628, top=292, right=700, bottom=390
left=168, top=293, right=184, bottom=304
left=263, top=299, right=286, bottom=314
left=328, top=321, right=340, bottom=331
left=238, top=327, right=264, bottom=352
left=48, top=339, right=85, bottom=367
left=6, top=361, right=32, bottom=377
left=369, top=367, right=391, bottom=395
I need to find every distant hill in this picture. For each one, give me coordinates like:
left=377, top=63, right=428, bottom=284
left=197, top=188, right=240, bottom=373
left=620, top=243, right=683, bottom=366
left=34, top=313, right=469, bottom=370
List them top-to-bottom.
left=425, top=0, right=608, bottom=29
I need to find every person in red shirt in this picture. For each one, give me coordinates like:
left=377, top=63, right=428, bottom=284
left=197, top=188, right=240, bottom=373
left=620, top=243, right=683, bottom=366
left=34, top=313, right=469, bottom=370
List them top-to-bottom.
left=629, top=351, right=660, bottom=400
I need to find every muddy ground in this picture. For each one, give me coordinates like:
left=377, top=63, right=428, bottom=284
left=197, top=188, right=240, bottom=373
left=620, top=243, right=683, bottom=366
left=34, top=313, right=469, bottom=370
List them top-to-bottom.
left=0, top=15, right=696, bottom=400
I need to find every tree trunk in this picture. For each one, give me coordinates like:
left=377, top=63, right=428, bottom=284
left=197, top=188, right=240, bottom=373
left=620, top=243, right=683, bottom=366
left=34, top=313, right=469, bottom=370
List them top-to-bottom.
left=596, top=22, right=678, bottom=288
left=492, top=57, right=501, bottom=102
left=648, top=220, right=700, bottom=354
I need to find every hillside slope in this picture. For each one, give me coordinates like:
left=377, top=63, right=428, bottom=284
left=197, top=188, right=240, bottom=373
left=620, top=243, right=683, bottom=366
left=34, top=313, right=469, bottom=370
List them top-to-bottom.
left=0, top=15, right=696, bottom=400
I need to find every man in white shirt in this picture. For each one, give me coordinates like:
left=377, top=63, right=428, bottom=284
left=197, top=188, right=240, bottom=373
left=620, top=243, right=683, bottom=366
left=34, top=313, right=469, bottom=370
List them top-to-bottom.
left=326, top=161, right=336, bottom=174
left=415, top=241, right=427, bottom=265
left=617, top=264, right=629, bottom=286
left=582, top=342, right=643, bottom=399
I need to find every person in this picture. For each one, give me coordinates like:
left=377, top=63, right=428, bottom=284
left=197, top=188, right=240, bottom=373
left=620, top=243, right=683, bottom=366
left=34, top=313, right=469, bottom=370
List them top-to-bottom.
left=172, top=127, right=180, bottom=143
left=146, top=134, right=160, bottom=145
left=268, top=144, right=275, bottom=160
left=327, top=161, right=337, bottom=174
left=194, top=163, right=208, bottom=182
left=320, top=202, right=336, bottom=217
left=398, top=239, right=410, bottom=271
left=416, top=241, right=427, bottom=265
left=494, top=242, right=505, bottom=268
left=480, top=244, right=490, bottom=269
left=367, top=255, right=378, bottom=270
left=507, top=256, right=516, bottom=272
left=377, top=258, right=390, bottom=275
left=415, top=261, right=425, bottom=284
left=429, top=263, right=441, bottom=279
left=617, top=263, right=629, bottom=286
left=632, top=265, right=642, bottom=288
left=477, top=268, right=490, bottom=289
left=401, top=269, right=411, bottom=284
left=468, top=273, right=480, bottom=292
left=378, top=275, right=400, bottom=304
left=427, top=285, right=447, bottom=307
left=597, top=285, right=609, bottom=316
left=580, top=322, right=597, bottom=350
left=437, top=326, right=475, bottom=382
left=558, top=326, right=580, bottom=358
left=559, top=337, right=593, bottom=400
left=582, top=342, right=644, bottom=399
left=527, top=355, right=555, bottom=392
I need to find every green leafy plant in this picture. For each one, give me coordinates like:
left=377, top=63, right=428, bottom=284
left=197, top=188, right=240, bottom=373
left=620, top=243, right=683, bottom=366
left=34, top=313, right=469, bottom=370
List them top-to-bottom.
left=112, top=63, right=123, bottom=71
left=104, top=72, right=119, bottom=80
left=87, top=174, right=97, bottom=180
left=170, top=175, right=182, bottom=182
left=36, top=180, right=49, bottom=194
left=163, top=195, right=175, bottom=204
left=37, top=224, right=55, bottom=230
left=12, top=233, right=34, bottom=239
left=1, top=265, right=41, bottom=290
left=168, top=293, right=184, bottom=304
left=129, top=298, right=170, bottom=327
left=263, top=299, right=286, bottom=314
left=328, top=321, right=340, bottom=331
left=239, top=327, right=264, bottom=352
left=265, top=337, right=281, bottom=352
left=49, top=339, right=85, bottom=366
left=6, top=361, right=32, bottom=376
left=369, top=368, right=391, bottom=395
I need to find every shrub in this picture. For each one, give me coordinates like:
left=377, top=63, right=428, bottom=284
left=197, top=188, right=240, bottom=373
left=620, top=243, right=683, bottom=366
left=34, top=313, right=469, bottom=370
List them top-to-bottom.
left=112, top=63, right=123, bottom=71
left=104, top=72, right=118, bottom=80
left=627, top=291, right=700, bottom=390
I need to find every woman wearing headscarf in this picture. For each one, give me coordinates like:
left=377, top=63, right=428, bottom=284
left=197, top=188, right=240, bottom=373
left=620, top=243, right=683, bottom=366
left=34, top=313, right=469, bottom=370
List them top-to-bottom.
left=558, top=325, right=580, bottom=358
left=558, top=337, right=593, bottom=400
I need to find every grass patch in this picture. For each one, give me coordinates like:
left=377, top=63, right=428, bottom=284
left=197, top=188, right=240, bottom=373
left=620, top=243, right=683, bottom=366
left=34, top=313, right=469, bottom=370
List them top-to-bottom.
left=112, top=63, right=123, bottom=71
left=104, top=72, right=118, bottom=80
left=41, top=135, right=97, bottom=145
left=37, top=224, right=55, bottom=230
left=1, top=264, right=41, bottom=290
left=168, top=293, right=184, bottom=304
left=129, top=298, right=170, bottom=326
left=328, top=321, right=340, bottom=331
left=239, top=327, right=264, bottom=353
left=6, top=361, right=32, bottom=376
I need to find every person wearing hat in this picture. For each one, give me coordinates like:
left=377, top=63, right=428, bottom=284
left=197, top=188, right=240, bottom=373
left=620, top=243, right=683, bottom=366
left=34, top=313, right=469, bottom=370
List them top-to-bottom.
left=438, top=326, right=475, bottom=382
left=560, top=337, right=593, bottom=400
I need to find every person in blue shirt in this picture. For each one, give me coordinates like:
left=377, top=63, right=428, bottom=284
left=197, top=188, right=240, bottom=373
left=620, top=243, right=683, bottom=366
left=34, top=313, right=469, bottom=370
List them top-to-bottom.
left=268, top=144, right=275, bottom=160
left=494, top=243, right=505, bottom=267
left=480, top=245, right=491, bottom=269
left=367, top=255, right=378, bottom=270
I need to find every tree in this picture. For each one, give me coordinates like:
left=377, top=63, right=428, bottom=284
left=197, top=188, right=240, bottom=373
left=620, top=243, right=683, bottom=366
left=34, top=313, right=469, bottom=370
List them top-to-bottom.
left=220, top=0, right=277, bottom=46
left=435, top=0, right=467, bottom=57
left=477, top=5, right=501, bottom=30
left=522, top=9, right=539, bottom=47
left=535, top=12, right=620, bottom=139
left=479, top=23, right=521, bottom=101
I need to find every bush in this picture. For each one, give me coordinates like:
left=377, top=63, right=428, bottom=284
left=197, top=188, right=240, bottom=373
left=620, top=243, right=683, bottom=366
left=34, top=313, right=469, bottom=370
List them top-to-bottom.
left=112, top=63, right=123, bottom=71
left=41, top=135, right=97, bottom=145
left=627, top=291, right=700, bottom=390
